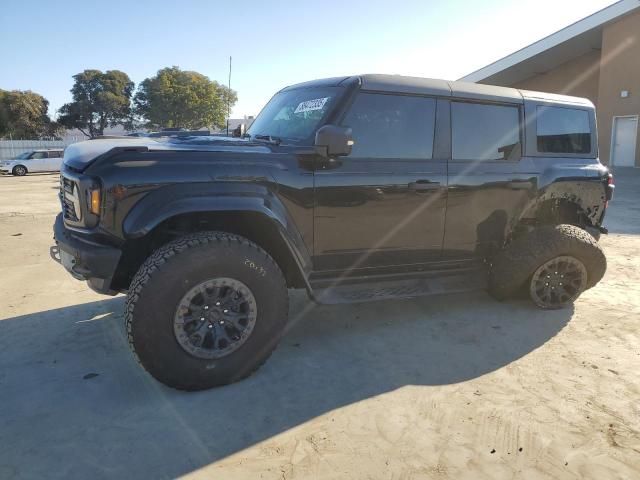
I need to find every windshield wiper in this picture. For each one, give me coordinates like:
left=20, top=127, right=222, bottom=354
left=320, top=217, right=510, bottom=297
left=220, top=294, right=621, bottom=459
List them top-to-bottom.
left=251, top=134, right=282, bottom=145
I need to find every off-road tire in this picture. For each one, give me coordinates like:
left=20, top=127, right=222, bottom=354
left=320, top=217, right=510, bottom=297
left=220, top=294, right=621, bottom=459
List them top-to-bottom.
left=12, top=165, right=27, bottom=176
left=488, top=224, right=606, bottom=303
left=125, top=231, right=289, bottom=391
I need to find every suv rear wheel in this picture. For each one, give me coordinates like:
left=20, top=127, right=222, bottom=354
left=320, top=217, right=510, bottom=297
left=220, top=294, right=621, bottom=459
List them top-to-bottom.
left=488, top=224, right=606, bottom=309
left=125, top=231, right=289, bottom=390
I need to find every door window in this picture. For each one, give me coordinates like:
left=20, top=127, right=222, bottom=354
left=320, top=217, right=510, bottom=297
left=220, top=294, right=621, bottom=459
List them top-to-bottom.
left=341, top=93, right=436, bottom=159
left=451, top=102, right=521, bottom=161
left=536, top=106, right=591, bottom=154
left=30, top=152, right=47, bottom=159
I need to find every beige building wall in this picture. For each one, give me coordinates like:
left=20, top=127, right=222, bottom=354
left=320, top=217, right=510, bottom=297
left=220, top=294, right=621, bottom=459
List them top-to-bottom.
left=497, top=8, right=640, bottom=167
left=596, top=9, right=640, bottom=166
left=511, top=50, right=601, bottom=105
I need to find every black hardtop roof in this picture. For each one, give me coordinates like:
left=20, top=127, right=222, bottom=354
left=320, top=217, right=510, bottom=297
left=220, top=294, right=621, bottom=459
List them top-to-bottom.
left=280, top=74, right=594, bottom=108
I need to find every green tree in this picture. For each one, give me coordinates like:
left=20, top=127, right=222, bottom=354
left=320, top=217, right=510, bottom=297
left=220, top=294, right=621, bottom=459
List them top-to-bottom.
left=134, top=67, right=237, bottom=130
left=58, top=69, right=134, bottom=138
left=0, top=89, right=62, bottom=139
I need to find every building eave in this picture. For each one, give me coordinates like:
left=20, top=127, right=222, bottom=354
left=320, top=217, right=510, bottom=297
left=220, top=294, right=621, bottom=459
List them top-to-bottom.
left=459, top=0, right=640, bottom=84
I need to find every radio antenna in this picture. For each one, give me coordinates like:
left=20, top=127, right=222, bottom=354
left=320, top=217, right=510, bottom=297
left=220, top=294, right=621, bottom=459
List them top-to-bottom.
left=226, top=56, right=232, bottom=136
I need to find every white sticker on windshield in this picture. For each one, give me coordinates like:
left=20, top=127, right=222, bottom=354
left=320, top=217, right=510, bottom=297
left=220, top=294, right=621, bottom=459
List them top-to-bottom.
left=294, top=97, right=329, bottom=114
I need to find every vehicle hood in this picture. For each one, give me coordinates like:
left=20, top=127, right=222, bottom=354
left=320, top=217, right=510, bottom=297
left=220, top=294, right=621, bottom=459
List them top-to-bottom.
left=63, top=136, right=273, bottom=171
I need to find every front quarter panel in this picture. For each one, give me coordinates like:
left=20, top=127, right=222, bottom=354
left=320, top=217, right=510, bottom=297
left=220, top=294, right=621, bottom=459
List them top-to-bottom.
left=85, top=148, right=315, bottom=276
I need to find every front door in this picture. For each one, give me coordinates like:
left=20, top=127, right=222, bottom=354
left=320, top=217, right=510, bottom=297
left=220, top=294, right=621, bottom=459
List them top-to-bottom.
left=313, top=92, right=447, bottom=273
left=612, top=116, right=638, bottom=167
left=27, top=151, right=48, bottom=172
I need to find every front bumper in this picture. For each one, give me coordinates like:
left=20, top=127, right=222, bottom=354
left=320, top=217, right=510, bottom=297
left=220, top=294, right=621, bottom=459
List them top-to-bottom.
left=51, top=213, right=121, bottom=295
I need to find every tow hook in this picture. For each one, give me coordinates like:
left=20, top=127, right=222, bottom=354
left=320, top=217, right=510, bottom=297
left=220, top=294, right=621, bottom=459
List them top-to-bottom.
left=50, top=245, right=61, bottom=264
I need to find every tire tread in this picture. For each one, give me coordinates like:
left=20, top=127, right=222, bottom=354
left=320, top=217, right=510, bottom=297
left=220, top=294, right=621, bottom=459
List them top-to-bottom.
left=488, top=224, right=606, bottom=301
left=124, top=231, right=288, bottom=391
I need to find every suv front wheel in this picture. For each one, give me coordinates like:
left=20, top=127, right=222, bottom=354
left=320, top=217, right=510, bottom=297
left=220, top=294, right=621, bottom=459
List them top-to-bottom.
left=12, top=165, right=27, bottom=176
left=125, top=232, right=289, bottom=390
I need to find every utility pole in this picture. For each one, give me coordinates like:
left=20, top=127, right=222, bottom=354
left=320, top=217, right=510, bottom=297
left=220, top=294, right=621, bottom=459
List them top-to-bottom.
left=226, top=56, right=232, bottom=136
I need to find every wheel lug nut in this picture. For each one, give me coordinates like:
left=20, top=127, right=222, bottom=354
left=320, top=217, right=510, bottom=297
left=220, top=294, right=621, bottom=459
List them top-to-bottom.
left=215, top=302, right=221, bottom=306
left=204, top=305, right=209, bottom=310
left=223, top=309, right=228, bottom=313
left=200, top=317, right=205, bottom=321
left=220, top=320, right=225, bottom=324
left=208, top=324, right=213, bottom=329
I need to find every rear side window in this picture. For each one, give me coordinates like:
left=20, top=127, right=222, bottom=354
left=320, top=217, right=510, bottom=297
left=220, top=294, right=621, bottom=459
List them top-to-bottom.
left=341, top=93, right=436, bottom=159
left=451, top=102, right=521, bottom=161
left=536, top=106, right=591, bottom=154
left=48, top=151, right=62, bottom=158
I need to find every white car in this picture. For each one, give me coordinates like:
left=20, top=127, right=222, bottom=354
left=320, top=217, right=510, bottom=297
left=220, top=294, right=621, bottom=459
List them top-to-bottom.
left=0, top=149, right=65, bottom=176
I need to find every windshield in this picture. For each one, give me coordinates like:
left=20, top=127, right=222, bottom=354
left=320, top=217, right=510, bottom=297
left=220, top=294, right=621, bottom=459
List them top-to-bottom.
left=248, top=87, right=342, bottom=144
left=14, top=152, right=31, bottom=160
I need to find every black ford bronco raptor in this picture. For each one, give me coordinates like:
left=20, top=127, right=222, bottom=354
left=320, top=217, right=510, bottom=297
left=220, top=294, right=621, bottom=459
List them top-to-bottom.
left=52, top=75, right=614, bottom=390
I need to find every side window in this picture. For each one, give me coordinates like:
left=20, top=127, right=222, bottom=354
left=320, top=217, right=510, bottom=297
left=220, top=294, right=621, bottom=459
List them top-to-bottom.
left=341, top=93, right=436, bottom=159
left=452, top=102, right=521, bottom=161
left=536, top=106, right=591, bottom=154
left=49, top=151, right=62, bottom=158
left=31, top=152, right=47, bottom=159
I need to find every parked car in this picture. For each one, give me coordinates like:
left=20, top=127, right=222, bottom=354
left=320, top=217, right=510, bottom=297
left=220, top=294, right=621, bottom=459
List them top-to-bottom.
left=51, top=74, right=614, bottom=391
left=0, top=149, right=65, bottom=176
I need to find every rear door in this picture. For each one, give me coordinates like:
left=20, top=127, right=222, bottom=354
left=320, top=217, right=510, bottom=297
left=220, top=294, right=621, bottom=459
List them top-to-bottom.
left=313, top=92, right=447, bottom=273
left=444, top=100, right=536, bottom=259
left=46, top=150, right=64, bottom=171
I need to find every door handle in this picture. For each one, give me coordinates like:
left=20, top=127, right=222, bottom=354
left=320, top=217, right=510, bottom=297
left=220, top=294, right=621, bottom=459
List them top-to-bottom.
left=409, top=180, right=439, bottom=191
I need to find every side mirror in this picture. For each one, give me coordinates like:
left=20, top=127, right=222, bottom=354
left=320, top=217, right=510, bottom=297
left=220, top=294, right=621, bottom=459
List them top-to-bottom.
left=314, top=125, right=353, bottom=157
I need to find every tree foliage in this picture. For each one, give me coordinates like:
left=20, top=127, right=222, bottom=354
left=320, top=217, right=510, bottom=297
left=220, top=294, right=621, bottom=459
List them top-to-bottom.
left=134, top=67, right=237, bottom=130
left=58, top=70, right=134, bottom=138
left=0, top=89, right=62, bottom=139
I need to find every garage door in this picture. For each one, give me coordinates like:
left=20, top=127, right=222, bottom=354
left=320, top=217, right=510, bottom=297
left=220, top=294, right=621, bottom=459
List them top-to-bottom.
left=612, top=116, right=638, bottom=167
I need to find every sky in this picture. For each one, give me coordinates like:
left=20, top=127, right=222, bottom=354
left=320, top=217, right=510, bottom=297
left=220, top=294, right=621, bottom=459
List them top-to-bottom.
left=1, top=0, right=616, bottom=120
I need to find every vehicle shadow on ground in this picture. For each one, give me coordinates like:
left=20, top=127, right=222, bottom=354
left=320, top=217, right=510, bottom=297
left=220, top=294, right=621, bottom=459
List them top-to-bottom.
left=0, top=291, right=572, bottom=479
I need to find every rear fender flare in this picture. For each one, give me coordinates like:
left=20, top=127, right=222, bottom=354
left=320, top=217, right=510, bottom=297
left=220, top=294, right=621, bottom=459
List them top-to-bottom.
left=513, top=177, right=607, bottom=233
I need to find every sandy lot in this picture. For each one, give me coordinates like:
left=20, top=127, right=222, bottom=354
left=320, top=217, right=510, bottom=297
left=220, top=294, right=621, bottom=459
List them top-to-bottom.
left=0, top=170, right=639, bottom=479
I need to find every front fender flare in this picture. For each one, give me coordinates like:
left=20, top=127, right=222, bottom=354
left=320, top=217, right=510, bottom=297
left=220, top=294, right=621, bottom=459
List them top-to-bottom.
left=122, top=183, right=313, bottom=284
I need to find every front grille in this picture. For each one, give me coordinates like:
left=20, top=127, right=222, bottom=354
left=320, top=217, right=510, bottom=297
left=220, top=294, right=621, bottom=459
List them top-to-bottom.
left=60, top=175, right=82, bottom=222
left=62, top=176, right=74, bottom=194
left=63, top=197, right=79, bottom=221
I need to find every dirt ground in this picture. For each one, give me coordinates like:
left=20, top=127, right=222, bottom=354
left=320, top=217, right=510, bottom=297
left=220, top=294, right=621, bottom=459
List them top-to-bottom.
left=0, top=170, right=639, bottom=480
